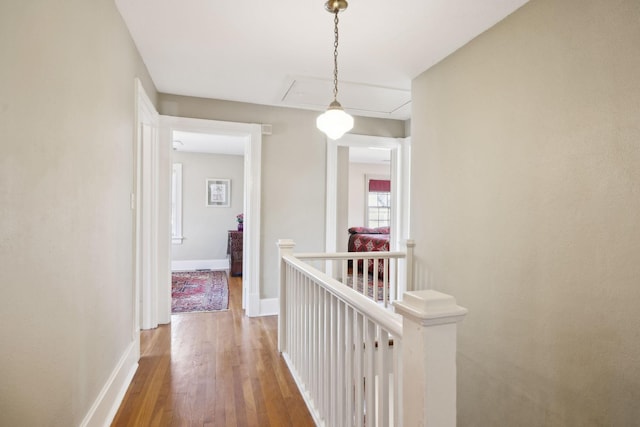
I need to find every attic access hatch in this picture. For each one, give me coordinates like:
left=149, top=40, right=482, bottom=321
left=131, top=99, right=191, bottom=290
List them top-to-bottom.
left=280, top=76, right=411, bottom=120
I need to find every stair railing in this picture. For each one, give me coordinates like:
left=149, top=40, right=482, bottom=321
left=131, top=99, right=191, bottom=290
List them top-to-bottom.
left=278, top=240, right=467, bottom=426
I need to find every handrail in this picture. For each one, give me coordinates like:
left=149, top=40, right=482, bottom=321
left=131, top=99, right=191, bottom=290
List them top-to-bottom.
left=294, top=250, right=406, bottom=260
left=283, top=254, right=403, bottom=337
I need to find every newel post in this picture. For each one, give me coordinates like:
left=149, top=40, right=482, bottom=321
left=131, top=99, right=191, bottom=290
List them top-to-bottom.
left=277, top=239, right=295, bottom=353
left=405, top=239, right=415, bottom=291
left=394, top=290, right=468, bottom=427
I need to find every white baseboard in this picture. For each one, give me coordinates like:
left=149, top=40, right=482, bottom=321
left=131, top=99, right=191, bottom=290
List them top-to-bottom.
left=171, top=259, right=229, bottom=271
left=246, top=294, right=279, bottom=317
left=259, top=298, right=279, bottom=316
left=80, top=340, right=139, bottom=427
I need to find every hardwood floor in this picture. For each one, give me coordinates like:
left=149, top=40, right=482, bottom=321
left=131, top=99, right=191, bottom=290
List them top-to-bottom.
left=111, top=274, right=315, bottom=427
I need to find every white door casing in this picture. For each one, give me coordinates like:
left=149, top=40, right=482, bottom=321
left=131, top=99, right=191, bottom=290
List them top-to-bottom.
left=134, top=79, right=163, bottom=331
left=160, top=116, right=262, bottom=317
left=325, top=134, right=411, bottom=280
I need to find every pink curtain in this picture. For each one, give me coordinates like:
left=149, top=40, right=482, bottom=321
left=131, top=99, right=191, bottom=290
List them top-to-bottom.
left=369, top=179, right=390, bottom=192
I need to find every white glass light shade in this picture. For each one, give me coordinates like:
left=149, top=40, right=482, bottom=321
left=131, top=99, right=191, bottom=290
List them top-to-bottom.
left=316, top=106, right=354, bottom=140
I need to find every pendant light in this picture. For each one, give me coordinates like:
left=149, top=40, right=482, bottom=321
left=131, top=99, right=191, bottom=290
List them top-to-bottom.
left=316, top=0, right=354, bottom=140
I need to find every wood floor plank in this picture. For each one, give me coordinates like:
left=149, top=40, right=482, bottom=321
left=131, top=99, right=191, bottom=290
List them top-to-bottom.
left=111, top=274, right=314, bottom=427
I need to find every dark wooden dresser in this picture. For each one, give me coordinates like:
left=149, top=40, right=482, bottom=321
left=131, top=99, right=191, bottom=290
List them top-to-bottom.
left=227, top=230, right=243, bottom=276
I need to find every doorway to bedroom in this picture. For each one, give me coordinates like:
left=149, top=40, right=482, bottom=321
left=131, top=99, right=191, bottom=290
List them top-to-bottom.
left=162, top=116, right=262, bottom=318
left=169, top=130, right=245, bottom=314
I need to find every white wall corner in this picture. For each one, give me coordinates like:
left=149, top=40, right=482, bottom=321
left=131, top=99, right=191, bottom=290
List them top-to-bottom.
left=246, top=292, right=262, bottom=317
left=80, top=340, right=139, bottom=427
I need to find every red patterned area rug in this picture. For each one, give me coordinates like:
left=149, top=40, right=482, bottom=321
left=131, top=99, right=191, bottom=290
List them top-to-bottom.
left=172, top=270, right=229, bottom=313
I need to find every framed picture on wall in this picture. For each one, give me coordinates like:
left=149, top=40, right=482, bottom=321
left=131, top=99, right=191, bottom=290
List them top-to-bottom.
left=206, top=178, right=230, bottom=207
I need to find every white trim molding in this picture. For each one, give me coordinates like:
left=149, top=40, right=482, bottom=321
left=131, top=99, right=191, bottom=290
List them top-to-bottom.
left=134, top=78, right=163, bottom=331
left=171, top=163, right=183, bottom=244
left=171, top=259, right=229, bottom=272
left=80, top=341, right=139, bottom=427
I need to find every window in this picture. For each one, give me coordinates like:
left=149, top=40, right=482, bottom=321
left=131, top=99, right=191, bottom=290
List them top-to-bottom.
left=171, top=163, right=183, bottom=244
left=366, top=177, right=390, bottom=228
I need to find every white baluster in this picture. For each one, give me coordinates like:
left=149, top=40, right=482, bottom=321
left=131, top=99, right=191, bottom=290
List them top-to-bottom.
left=277, top=239, right=295, bottom=352
left=373, top=257, right=379, bottom=302
left=382, top=258, right=389, bottom=307
left=286, top=266, right=291, bottom=358
left=303, top=275, right=310, bottom=385
left=311, top=279, right=318, bottom=409
left=319, top=288, right=326, bottom=421
left=330, top=295, right=338, bottom=426
left=337, top=300, right=345, bottom=425
left=345, top=304, right=354, bottom=426
left=354, top=313, right=364, bottom=427
left=365, top=320, right=376, bottom=427
left=377, top=328, right=390, bottom=425
left=393, top=337, right=402, bottom=427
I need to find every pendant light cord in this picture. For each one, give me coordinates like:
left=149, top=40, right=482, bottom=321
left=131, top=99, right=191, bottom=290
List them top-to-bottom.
left=316, top=1, right=354, bottom=140
left=333, top=11, right=340, bottom=102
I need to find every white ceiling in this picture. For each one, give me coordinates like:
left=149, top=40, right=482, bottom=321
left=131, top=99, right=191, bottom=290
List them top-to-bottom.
left=115, top=0, right=529, bottom=120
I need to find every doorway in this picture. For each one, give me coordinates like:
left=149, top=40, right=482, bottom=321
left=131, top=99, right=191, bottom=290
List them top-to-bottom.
left=160, top=116, right=262, bottom=317
left=169, top=130, right=245, bottom=268
left=325, top=133, right=411, bottom=286
left=326, top=133, right=411, bottom=253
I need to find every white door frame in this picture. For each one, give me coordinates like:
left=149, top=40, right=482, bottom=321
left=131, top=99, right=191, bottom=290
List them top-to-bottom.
left=134, top=79, right=162, bottom=332
left=160, top=116, right=262, bottom=317
left=325, top=134, right=411, bottom=273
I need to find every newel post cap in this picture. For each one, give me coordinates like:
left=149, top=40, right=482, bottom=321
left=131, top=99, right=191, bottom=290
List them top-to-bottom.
left=277, top=239, right=296, bottom=250
left=394, top=290, right=468, bottom=326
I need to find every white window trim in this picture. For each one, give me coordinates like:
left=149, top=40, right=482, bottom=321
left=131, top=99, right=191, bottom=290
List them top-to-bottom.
left=172, top=163, right=184, bottom=244
left=365, top=174, right=391, bottom=228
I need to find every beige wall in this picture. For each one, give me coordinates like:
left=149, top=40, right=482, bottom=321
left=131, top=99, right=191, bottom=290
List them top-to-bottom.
left=0, top=0, right=156, bottom=425
left=411, top=0, right=640, bottom=425
left=158, top=95, right=405, bottom=298
left=172, top=152, right=244, bottom=261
